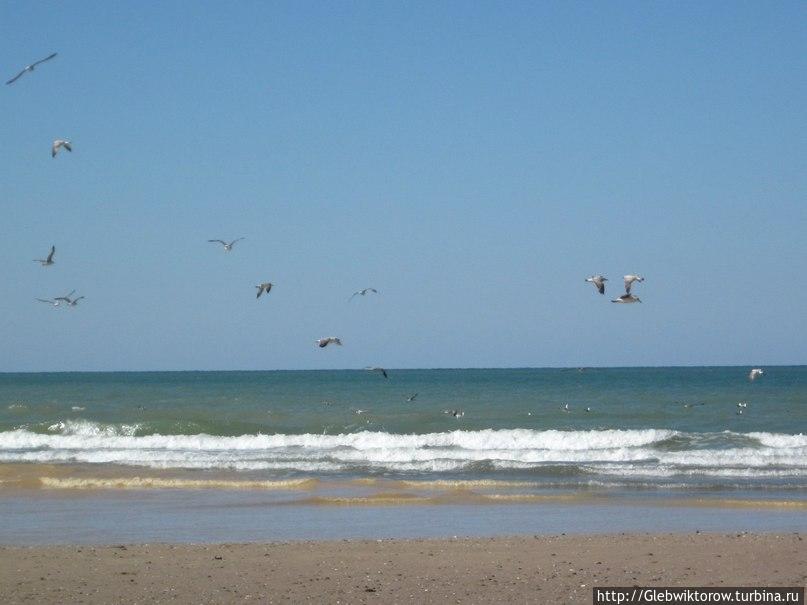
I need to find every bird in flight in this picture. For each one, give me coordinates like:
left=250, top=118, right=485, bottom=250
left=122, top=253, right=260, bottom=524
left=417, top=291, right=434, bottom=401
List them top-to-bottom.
left=6, top=53, right=58, bottom=85
left=51, top=139, right=72, bottom=158
left=208, top=238, right=245, bottom=252
left=33, top=246, right=55, bottom=267
left=623, top=274, right=645, bottom=294
left=585, top=275, right=608, bottom=295
left=255, top=283, right=273, bottom=298
left=349, top=288, right=378, bottom=301
left=55, top=291, right=85, bottom=307
left=611, top=293, right=642, bottom=304
left=316, top=337, right=342, bottom=348
left=366, top=367, right=388, bottom=379
left=748, top=368, right=764, bottom=381
left=406, top=393, right=418, bottom=402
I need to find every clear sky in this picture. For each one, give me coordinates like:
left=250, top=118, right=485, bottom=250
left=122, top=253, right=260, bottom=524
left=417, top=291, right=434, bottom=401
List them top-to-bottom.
left=2, top=1, right=805, bottom=371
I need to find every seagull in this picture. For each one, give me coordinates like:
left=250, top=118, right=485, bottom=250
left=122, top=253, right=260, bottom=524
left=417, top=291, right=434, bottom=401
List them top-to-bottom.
left=6, top=53, right=58, bottom=85
left=51, top=139, right=72, bottom=158
left=208, top=238, right=245, bottom=252
left=33, top=245, right=55, bottom=266
left=585, top=275, right=608, bottom=295
left=623, top=275, right=645, bottom=294
left=255, top=282, right=273, bottom=298
left=349, top=288, right=378, bottom=301
left=55, top=291, right=85, bottom=307
left=611, top=294, right=642, bottom=304
left=36, top=298, right=61, bottom=307
left=316, top=337, right=342, bottom=348
left=366, top=367, right=388, bottom=379
left=748, top=368, right=764, bottom=381
left=406, top=393, right=418, bottom=402
left=683, top=402, right=705, bottom=408
left=737, top=402, right=748, bottom=408
left=563, top=403, right=570, bottom=412
left=585, top=407, right=592, bottom=412
left=443, top=409, right=464, bottom=418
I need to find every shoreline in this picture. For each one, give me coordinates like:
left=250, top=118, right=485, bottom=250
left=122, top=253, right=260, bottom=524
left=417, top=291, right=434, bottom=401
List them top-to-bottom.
left=1, top=534, right=804, bottom=604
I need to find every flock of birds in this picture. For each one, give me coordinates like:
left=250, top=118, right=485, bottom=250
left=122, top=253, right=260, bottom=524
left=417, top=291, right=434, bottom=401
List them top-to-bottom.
left=12, top=52, right=768, bottom=420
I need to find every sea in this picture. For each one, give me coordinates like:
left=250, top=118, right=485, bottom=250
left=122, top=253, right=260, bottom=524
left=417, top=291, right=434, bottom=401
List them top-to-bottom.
left=1, top=367, right=805, bottom=543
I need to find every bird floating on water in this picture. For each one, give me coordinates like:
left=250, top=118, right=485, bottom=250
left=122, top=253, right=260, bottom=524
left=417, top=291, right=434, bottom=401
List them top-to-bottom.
left=6, top=53, right=58, bottom=85
left=51, top=139, right=72, bottom=158
left=208, top=238, right=245, bottom=252
left=33, top=245, right=55, bottom=267
left=585, top=275, right=607, bottom=295
left=255, top=283, right=273, bottom=298
left=349, top=288, right=378, bottom=301
left=611, top=293, right=642, bottom=304
left=316, top=337, right=342, bottom=348
left=366, top=366, right=388, bottom=379
left=748, top=368, right=764, bottom=381
left=406, top=393, right=418, bottom=402
left=737, top=402, right=748, bottom=408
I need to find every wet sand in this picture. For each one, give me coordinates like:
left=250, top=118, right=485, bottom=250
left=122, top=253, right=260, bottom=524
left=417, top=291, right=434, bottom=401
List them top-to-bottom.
left=1, top=534, right=804, bottom=604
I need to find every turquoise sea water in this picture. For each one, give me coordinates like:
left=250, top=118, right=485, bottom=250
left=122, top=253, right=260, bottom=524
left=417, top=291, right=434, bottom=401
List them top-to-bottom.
left=1, top=367, right=805, bottom=490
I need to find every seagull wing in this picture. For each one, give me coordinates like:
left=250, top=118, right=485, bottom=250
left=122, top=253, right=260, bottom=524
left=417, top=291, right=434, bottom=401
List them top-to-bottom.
left=31, top=53, right=58, bottom=68
left=5, top=69, right=27, bottom=85
left=62, top=142, right=72, bottom=152
left=228, top=237, right=245, bottom=247
left=208, top=239, right=226, bottom=245
left=47, top=246, right=55, bottom=262
left=624, top=277, right=633, bottom=295
left=596, top=279, right=605, bottom=295
left=255, top=285, right=264, bottom=298
left=348, top=291, right=359, bottom=301
left=73, top=297, right=85, bottom=303
left=381, top=369, right=388, bottom=378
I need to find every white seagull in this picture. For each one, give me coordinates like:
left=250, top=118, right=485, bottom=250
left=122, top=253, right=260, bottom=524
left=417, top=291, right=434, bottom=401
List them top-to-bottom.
left=6, top=53, right=58, bottom=85
left=51, top=139, right=72, bottom=158
left=208, top=238, right=245, bottom=252
left=33, top=246, right=56, bottom=266
left=623, top=274, right=645, bottom=294
left=585, top=275, right=608, bottom=295
left=255, top=282, right=273, bottom=298
left=349, top=288, right=378, bottom=301
left=611, top=294, right=642, bottom=304
left=316, top=337, right=342, bottom=348
left=365, top=366, right=389, bottom=379
left=748, top=368, right=764, bottom=381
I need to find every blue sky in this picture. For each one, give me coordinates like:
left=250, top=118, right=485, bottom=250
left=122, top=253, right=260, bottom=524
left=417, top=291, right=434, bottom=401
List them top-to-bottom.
left=2, top=1, right=805, bottom=371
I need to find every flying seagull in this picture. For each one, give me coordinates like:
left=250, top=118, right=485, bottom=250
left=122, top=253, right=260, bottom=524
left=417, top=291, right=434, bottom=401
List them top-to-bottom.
left=6, top=53, right=58, bottom=85
left=51, top=139, right=72, bottom=158
left=208, top=238, right=245, bottom=252
left=33, top=246, right=55, bottom=266
left=623, top=274, right=645, bottom=294
left=585, top=275, right=608, bottom=295
left=255, top=282, right=273, bottom=298
left=349, top=288, right=378, bottom=301
left=55, top=291, right=84, bottom=307
left=611, top=293, right=642, bottom=304
left=316, top=337, right=342, bottom=348
left=366, top=366, right=388, bottom=379
left=748, top=368, right=764, bottom=381
left=406, top=393, right=418, bottom=402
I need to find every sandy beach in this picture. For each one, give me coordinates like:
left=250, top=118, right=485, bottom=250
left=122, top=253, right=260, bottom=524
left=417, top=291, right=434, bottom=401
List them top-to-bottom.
left=1, top=533, right=804, bottom=604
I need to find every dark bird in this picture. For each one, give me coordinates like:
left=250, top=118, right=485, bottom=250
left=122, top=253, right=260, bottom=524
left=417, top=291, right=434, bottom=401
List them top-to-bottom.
left=6, top=53, right=58, bottom=85
left=33, top=246, right=55, bottom=267
left=255, top=282, right=273, bottom=298
left=349, top=288, right=378, bottom=301
left=55, top=291, right=85, bottom=307
left=316, top=337, right=342, bottom=348
left=366, top=366, right=388, bottom=379
left=406, top=393, right=418, bottom=402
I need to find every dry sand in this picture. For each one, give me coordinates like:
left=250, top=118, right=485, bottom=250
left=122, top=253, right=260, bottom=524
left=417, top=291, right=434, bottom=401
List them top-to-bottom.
left=1, top=533, right=804, bottom=604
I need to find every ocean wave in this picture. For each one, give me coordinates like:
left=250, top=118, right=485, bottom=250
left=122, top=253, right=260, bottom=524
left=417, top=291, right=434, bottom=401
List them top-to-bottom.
left=0, top=425, right=805, bottom=478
